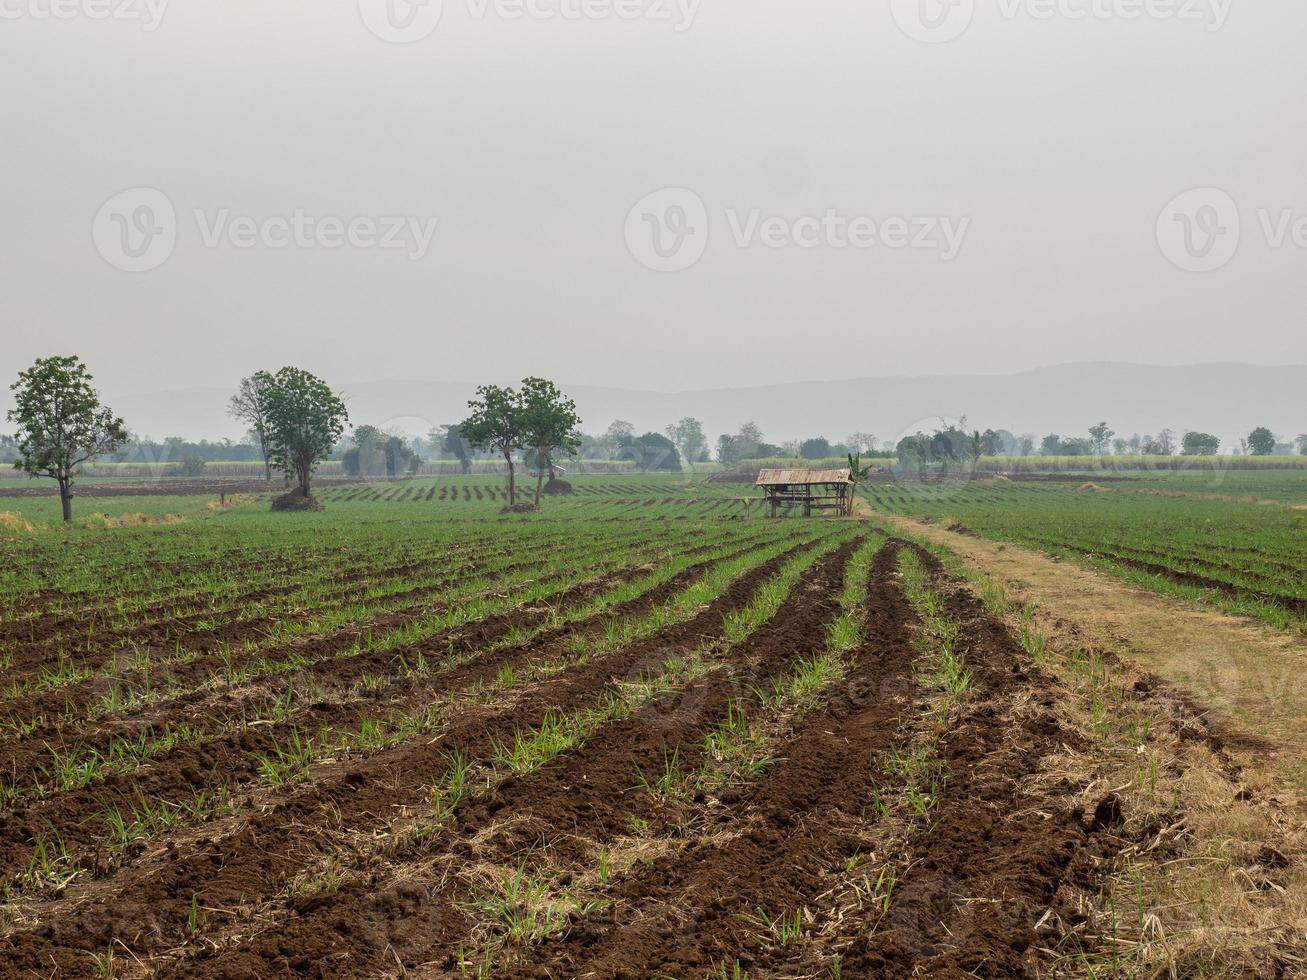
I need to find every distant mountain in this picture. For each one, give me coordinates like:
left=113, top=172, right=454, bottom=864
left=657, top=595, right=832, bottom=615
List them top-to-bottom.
left=77, top=363, right=1307, bottom=452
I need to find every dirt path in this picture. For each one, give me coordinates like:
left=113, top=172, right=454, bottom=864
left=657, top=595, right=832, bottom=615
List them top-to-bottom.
left=877, top=513, right=1307, bottom=791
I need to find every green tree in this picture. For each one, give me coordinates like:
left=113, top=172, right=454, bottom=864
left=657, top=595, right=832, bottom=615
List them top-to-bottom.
left=7, top=355, right=128, bottom=521
left=263, top=367, right=349, bottom=499
left=228, top=371, right=276, bottom=481
left=518, top=377, right=582, bottom=508
left=461, top=384, right=525, bottom=505
left=666, top=417, right=708, bottom=471
left=598, top=420, right=635, bottom=459
left=736, top=422, right=764, bottom=459
left=1088, top=422, right=1115, bottom=455
left=440, top=423, right=473, bottom=473
left=345, top=424, right=387, bottom=476
left=1247, top=426, right=1276, bottom=456
left=1181, top=431, right=1221, bottom=456
left=621, top=432, right=681, bottom=472
left=716, top=433, right=739, bottom=464
left=1296, top=434, right=1307, bottom=456
left=384, top=435, right=419, bottom=477
left=800, top=437, right=832, bottom=460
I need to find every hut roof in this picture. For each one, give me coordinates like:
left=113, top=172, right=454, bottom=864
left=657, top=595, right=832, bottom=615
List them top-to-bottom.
left=755, top=468, right=853, bottom=487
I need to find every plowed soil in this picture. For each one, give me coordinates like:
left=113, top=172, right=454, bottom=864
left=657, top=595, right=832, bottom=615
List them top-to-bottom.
left=0, top=526, right=1280, bottom=978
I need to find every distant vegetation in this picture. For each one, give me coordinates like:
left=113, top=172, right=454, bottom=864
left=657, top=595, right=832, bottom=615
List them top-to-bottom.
left=5, top=356, right=1306, bottom=514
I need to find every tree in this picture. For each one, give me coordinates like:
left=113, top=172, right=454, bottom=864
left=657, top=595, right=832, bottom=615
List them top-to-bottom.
left=8, top=355, right=129, bottom=521
left=263, top=367, right=349, bottom=498
left=228, top=372, right=276, bottom=481
left=518, top=377, right=582, bottom=508
left=461, top=384, right=525, bottom=505
left=665, top=418, right=708, bottom=472
left=596, top=420, right=635, bottom=459
left=736, top=422, right=764, bottom=459
left=1088, top=422, right=1115, bottom=455
left=345, top=424, right=387, bottom=476
left=439, top=424, right=474, bottom=474
left=1247, top=426, right=1276, bottom=456
left=979, top=429, right=1016, bottom=456
left=930, top=430, right=958, bottom=462
left=1143, top=430, right=1176, bottom=455
left=1182, top=431, right=1221, bottom=456
left=621, top=432, right=681, bottom=472
left=846, top=432, right=877, bottom=454
left=895, top=433, right=929, bottom=467
left=716, top=434, right=740, bottom=464
left=1040, top=434, right=1062, bottom=456
left=1296, top=434, right=1307, bottom=457
left=383, top=436, right=420, bottom=478
left=800, top=437, right=832, bottom=460
left=1061, top=438, right=1093, bottom=456
left=171, top=455, right=207, bottom=477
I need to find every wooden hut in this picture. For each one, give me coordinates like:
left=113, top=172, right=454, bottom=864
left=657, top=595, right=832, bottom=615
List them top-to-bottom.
left=755, top=468, right=854, bottom=517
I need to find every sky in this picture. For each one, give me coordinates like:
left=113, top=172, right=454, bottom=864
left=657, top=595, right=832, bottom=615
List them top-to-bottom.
left=2, top=0, right=1305, bottom=404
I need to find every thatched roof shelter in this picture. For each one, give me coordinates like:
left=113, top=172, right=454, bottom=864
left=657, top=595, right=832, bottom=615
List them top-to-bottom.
left=755, top=468, right=853, bottom=517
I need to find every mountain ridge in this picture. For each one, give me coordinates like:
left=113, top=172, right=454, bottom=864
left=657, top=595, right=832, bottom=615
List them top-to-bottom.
left=37, top=363, right=1307, bottom=450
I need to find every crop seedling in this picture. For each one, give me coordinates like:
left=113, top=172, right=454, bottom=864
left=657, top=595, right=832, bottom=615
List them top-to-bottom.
left=703, top=703, right=777, bottom=781
left=490, top=712, right=584, bottom=775
left=256, top=729, right=316, bottom=785
left=634, top=748, right=692, bottom=801
left=432, top=749, right=472, bottom=820
left=468, top=863, right=599, bottom=945
left=739, top=907, right=802, bottom=949
left=87, top=944, right=117, bottom=979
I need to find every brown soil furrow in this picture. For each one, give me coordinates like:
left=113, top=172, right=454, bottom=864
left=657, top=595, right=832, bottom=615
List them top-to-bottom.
left=2, top=525, right=757, bottom=748
left=0, top=526, right=628, bottom=683
left=0, top=528, right=692, bottom=738
left=0, top=535, right=830, bottom=974
left=159, top=536, right=864, bottom=977
left=0, top=537, right=780, bottom=876
left=0, top=538, right=498, bottom=649
left=500, top=541, right=919, bottom=978
left=834, top=544, right=1116, bottom=977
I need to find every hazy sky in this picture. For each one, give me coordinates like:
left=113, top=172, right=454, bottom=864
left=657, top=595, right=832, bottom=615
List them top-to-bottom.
left=3, top=0, right=1305, bottom=402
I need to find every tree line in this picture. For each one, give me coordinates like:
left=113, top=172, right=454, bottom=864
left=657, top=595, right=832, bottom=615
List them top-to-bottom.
left=7, top=354, right=1306, bottom=521
left=894, top=421, right=1301, bottom=465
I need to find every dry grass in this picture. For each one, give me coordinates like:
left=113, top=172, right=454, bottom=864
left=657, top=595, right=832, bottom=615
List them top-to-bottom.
left=0, top=512, right=39, bottom=534
left=84, top=512, right=188, bottom=528
left=879, top=513, right=1307, bottom=792
left=880, top=515, right=1307, bottom=974
left=1018, top=604, right=1307, bottom=976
